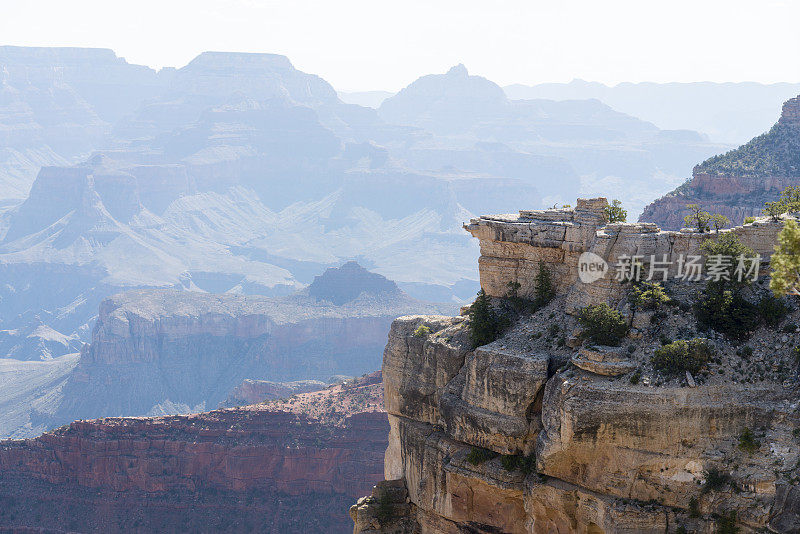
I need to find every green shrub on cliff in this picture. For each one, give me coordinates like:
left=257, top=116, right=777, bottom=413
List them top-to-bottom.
left=764, top=186, right=800, bottom=219
left=684, top=204, right=711, bottom=233
left=710, top=213, right=730, bottom=232
left=770, top=219, right=800, bottom=298
left=694, top=233, right=760, bottom=340
left=534, top=262, right=555, bottom=308
left=630, top=282, right=670, bottom=311
left=468, top=290, right=509, bottom=348
left=695, top=290, right=759, bottom=341
left=758, top=295, right=790, bottom=326
left=578, top=303, right=629, bottom=346
left=412, top=325, right=431, bottom=338
left=652, top=338, right=713, bottom=376
left=738, top=427, right=760, bottom=455
left=466, top=447, right=498, bottom=466
left=500, top=452, right=537, bottom=475
left=702, top=467, right=732, bottom=493
left=375, top=491, right=394, bottom=525
left=688, top=496, right=701, bottom=518
left=715, top=509, right=739, bottom=534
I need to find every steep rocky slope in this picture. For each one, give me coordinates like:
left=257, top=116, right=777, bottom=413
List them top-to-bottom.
left=0, top=46, right=162, bottom=201
left=641, top=95, right=800, bottom=229
left=352, top=199, right=800, bottom=533
left=0, top=355, right=79, bottom=438
left=0, top=372, right=386, bottom=533
left=221, top=378, right=328, bottom=408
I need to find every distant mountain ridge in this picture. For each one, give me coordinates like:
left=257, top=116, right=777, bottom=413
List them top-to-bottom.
left=0, top=48, right=727, bottom=366
left=505, top=79, right=800, bottom=144
left=308, top=261, right=401, bottom=305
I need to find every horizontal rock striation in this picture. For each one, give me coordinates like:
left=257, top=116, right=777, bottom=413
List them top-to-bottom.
left=639, top=173, right=799, bottom=230
left=465, top=197, right=786, bottom=311
left=353, top=199, right=800, bottom=533
left=0, top=378, right=388, bottom=533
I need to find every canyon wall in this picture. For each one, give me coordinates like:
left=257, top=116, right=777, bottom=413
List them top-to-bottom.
left=639, top=173, right=799, bottom=230
left=352, top=199, right=800, bottom=533
left=38, top=281, right=449, bottom=432
left=0, top=376, right=387, bottom=533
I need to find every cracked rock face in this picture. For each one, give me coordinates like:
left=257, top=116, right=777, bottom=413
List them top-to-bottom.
left=354, top=199, right=800, bottom=534
left=360, top=313, right=800, bottom=533
left=439, top=345, right=549, bottom=454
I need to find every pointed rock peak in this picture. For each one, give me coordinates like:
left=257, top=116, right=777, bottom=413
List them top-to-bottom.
left=447, top=64, right=469, bottom=77
left=779, top=94, right=800, bottom=126
left=307, top=261, right=400, bottom=305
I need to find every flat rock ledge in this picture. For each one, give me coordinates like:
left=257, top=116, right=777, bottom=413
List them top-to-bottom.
left=571, top=346, right=636, bottom=376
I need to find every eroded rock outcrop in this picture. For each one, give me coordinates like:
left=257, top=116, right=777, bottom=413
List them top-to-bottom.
left=353, top=199, right=800, bottom=533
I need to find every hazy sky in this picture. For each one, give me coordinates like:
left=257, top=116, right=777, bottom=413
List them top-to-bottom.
left=3, top=0, right=800, bottom=91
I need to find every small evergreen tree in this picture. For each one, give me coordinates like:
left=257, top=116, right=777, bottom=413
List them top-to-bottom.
left=764, top=186, right=800, bottom=218
left=604, top=199, right=627, bottom=223
left=764, top=201, right=784, bottom=221
left=685, top=204, right=711, bottom=233
left=710, top=213, right=730, bottom=232
left=771, top=219, right=800, bottom=298
left=695, top=233, right=759, bottom=340
left=534, top=262, right=555, bottom=308
left=630, top=282, right=670, bottom=311
left=468, top=290, right=507, bottom=348
left=578, top=303, right=629, bottom=346
left=652, top=338, right=714, bottom=376
left=738, top=427, right=760, bottom=455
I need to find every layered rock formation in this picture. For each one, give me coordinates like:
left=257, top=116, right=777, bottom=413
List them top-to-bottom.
left=0, top=46, right=163, bottom=201
left=641, top=95, right=800, bottom=229
left=353, top=199, right=800, bottom=533
left=0, top=262, right=452, bottom=438
left=42, top=265, right=451, bottom=432
left=0, top=373, right=387, bottom=533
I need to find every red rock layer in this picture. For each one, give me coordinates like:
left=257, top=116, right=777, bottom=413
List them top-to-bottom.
left=640, top=172, right=799, bottom=229
left=0, top=380, right=387, bottom=533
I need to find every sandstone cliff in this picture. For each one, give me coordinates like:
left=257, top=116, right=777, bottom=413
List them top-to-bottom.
left=641, top=95, right=800, bottom=229
left=353, top=199, right=800, bottom=533
left=0, top=373, right=387, bottom=533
